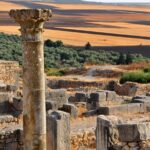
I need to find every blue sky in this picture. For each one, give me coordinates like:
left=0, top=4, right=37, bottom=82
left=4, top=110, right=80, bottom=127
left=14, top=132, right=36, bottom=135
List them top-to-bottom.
left=83, top=0, right=150, bottom=3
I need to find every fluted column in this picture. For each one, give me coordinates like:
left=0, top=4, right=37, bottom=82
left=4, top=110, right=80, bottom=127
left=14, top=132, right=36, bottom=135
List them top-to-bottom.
left=9, top=9, right=52, bottom=150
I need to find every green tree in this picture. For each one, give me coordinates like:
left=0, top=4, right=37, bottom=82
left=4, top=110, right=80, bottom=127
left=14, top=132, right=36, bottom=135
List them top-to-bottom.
left=44, top=39, right=54, bottom=47
left=55, top=40, right=63, bottom=47
left=85, top=42, right=91, bottom=50
left=117, top=53, right=126, bottom=64
left=126, top=53, right=133, bottom=64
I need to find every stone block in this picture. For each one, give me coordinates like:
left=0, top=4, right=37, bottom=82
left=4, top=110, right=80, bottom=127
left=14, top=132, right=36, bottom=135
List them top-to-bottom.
left=0, top=83, right=7, bottom=92
left=6, top=85, right=17, bottom=92
left=46, top=89, right=68, bottom=108
left=105, top=90, right=116, bottom=101
left=75, top=92, right=88, bottom=102
left=87, top=92, right=106, bottom=110
left=90, top=92, right=106, bottom=103
left=0, top=93, right=10, bottom=113
left=0, top=93, right=10, bottom=102
left=68, top=96, right=76, bottom=103
left=12, top=97, right=23, bottom=111
left=46, top=101, right=58, bottom=111
left=59, top=103, right=78, bottom=118
left=98, top=103, right=145, bottom=115
left=97, top=107, right=109, bottom=115
left=82, top=109, right=97, bottom=117
left=47, top=110, right=70, bottom=150
left=96, top=115, right=122, bottom=150
left=117, top=122, right=150, bottom=142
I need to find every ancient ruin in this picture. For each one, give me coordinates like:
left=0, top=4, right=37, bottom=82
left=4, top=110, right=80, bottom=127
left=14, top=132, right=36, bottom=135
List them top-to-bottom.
left=0, top=8, right=150, bottom=150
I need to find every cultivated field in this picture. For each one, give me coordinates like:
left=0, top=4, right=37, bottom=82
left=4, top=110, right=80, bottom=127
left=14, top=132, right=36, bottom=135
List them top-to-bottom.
left=0, top=0, right=150, bottom=46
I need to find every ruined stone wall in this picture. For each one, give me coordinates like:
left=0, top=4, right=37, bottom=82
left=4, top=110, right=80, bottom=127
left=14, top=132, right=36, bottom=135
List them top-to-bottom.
left=0, top=61, right=19, bottom=85
left=47, top=79, right=104, bottom=89
left=96, top=115, right=150, bottom=150
left=107, top=125, right=150, bottom=150
left=0, top=129, right=23, bottom=150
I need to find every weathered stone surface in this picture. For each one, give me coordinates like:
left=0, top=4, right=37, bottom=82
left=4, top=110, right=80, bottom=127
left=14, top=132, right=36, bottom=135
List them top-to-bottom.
left=10, top=9, right=52, bottom=150
left=0, top=61, right=19, bottom=85
left=47, top=79, right=104, bottom=89
left=112, top=81, right=138, bottom=96
left=6, top=85, right=17, bottom=92
left=46, top=89, right=68, bottom=108
left=105, top=90, right=116, bottom=101
left=75, top=92, right=88, bottom=102
left=87, top=92, right=106, bottom=110
left=90, top=92, right=106, bottom=103
left=0, top=93, right=10, bottom=113
left=132, top=95, right=150, bottom=104
left=68, top=96, right=76, bottom=103
left=12, top=97, right=23, bottom=111
left=46, top=100, right=58, bottom=111
left=59, top=103, right=78, bottom=118
left=98, top=103, right=146, bottom=115
left=83, top=109, right=98, bottom=117
left=47, top=110, right=70, bottom=150
left=96, top=115, right=122, bottom=150
left=118, top=122, right=150, bottom=142
left=0, top=125, right=23, bottom=150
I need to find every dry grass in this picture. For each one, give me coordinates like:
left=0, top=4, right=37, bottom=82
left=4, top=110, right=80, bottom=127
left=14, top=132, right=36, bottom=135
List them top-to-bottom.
left=0, top=1, right=150, bottom=46
left=0, top=1, right=26, bottom=11
left=37, top=2, right=150, bottom=12
left=1, top=25, right=149, bottom=46
left=119, top=61, right=150, bottom=70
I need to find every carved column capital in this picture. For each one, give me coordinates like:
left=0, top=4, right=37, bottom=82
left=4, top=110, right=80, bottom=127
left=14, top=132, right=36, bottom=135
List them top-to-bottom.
left=9, top=9, right=52, bottom=41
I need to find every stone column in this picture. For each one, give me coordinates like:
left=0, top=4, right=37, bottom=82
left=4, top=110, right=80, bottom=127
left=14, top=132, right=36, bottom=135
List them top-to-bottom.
left=9, top=9, right=52, bottom=150
left=47, top=110, right=71, bottom=150
left=96, top=116, right=109, bottom=150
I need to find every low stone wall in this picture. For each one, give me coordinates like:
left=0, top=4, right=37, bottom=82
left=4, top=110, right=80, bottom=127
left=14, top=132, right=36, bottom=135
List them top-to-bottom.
left=0, top=61, right=19, bottom=85
left=47, top=79, right=104, bottom=89
left=108, top=81, right=150, bottom=96
left=113, top=82, right=138, bottom=96
left=98, top=103, right=149, bottom=115
left=96, top=115, right=150, bottom=150
left=0, top=128, right=23, bottom=150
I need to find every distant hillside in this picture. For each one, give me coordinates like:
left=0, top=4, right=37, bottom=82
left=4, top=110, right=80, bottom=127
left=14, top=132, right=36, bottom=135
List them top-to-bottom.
left=38, top=0, right=83, bottom=3
left=0, top=33, right=148, bottom=68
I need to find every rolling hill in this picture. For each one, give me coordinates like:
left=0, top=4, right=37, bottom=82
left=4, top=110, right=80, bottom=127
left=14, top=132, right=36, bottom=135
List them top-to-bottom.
left=0, top=0, right=150, bottom=55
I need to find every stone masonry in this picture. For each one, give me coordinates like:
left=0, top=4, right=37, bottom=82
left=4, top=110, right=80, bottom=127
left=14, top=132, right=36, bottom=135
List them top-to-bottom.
left=0, top=61, right=19, bottom=85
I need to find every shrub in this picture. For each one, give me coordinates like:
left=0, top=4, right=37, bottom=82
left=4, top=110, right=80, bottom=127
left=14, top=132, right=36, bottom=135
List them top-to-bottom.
left=0, top=33, right=149, bottom=69
left=44, top=39, right=63, bottom=47
left=143, top=67, right=150, bottom=73
left=45, top=68, right=65, bottom=76
left=120, top=70, right=150, bottom=84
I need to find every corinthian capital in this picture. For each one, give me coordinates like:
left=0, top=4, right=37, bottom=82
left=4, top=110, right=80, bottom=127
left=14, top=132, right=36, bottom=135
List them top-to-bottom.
left=9, top=9, right=52, bottom=41
left=9, top=9, right=52, bottom=24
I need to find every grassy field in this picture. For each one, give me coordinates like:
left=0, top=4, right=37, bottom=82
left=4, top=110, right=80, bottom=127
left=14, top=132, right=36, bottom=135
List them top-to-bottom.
left=0, top=0, right=150, bottom=46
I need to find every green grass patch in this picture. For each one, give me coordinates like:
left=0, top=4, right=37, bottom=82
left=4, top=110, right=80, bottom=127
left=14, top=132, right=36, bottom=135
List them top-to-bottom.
left=45, top=68, right=67, bottom=76
left=120, top=70, right=150, bottom=84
